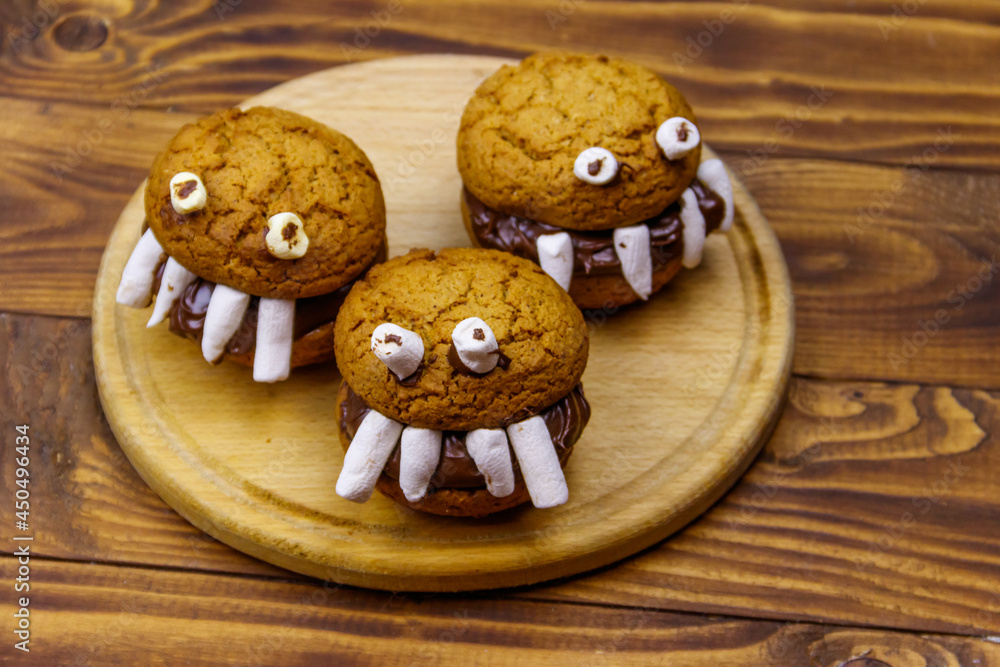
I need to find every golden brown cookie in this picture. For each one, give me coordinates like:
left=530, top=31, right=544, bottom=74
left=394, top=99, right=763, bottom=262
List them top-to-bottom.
left=457, top=52, right=699, bottom=231
left=145, top=106, right=386, bottom=300
left=115, top=107, right=387, bottom=381
left=333, top=248, right=591, bottom=517
left=334, top=248, right=588, bottom=431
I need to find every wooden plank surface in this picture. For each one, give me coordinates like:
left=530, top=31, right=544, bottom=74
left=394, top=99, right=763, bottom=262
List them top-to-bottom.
left=2, top=0, right=999, bottom=168
left=2, top=0, right=998, bottom=659
left=0, top=97, right=199, bottom=318
left=745, top=158, right=1000, bottom=389
left=4, top=312, right=999, bottom=635
left=3, top=556, right=999, bottom=666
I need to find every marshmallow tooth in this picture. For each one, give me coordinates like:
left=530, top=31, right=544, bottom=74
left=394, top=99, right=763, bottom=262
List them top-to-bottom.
left=696, top=159, right=735, bottom=232
left=680, top=188, right=707, bottom=269
left=613, top=225, right=653, bottom=300
left=116, top=229, right=165, bottom=308
left=536, top=232, right=574, bottom=292
left=147, top=257, right=197, bottom=328
left=201, top=284, right=251, bottom=364
left=252, top=298, right=294, bottom=383
left=451, top=317, right=499, bottom=374
left=371, top=323, right=424, bottom=380
left=336, top=411, right=404, bottom=503
left=506, top=416, right=568, bottom=509
left=399, top=427, right=443, bottom=502
left=466, top=429, right=515, bottom=498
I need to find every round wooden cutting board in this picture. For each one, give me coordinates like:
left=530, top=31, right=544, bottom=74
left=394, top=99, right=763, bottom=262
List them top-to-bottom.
left=92, top=55, right=794, bottom=592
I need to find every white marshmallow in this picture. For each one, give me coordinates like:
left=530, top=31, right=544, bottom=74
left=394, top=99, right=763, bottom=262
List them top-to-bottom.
left=656, top=117, right=700, bottom=161
left=573, top=147, right=618, bottom=185
left=697, top=158, right=735, bottom=232
left=169, top=172, right=207, bottom=215
left=680, top=188, right=707, bottom=269
left=265, top=212, right=309, bottom=260
left=613, top=225, right=653, bottom=301
left=116, top=229, right=165, bottom=308
left=536, top=232, right=574, bottom=292
left=147, top=257, right=197, bottom=328
left=201, top=284, right=251, bottom=364
left=252, top=298, right=295, bottom=383
left=451, top=317, right=499, bottom=374
left=371, top=323, right=424, bottom=380
left=336, top=411, right=404, bottom=503
left=506, top=416, right=568, bottom=509
left=399, top=427, right=443, bottom=502
left=465, top=428, right=515, bottom=498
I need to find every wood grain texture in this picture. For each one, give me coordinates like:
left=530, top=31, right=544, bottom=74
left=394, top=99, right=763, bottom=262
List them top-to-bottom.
left=1, top=0, right=997, bottom=654
left=2, top=0, right=999, bottom=167
left=90, top=56, right=793, bottom=591
left=0, top=96, right=199, bottom=317
left=744, top=158, right=1000, bottom=389
left=5, top=311, right=1000, bottom=634
left=0, top=313, right=288, bottom=578
left=534, top=378, right=1000, bottom=635
left=4, top=556, right=999, bottom=666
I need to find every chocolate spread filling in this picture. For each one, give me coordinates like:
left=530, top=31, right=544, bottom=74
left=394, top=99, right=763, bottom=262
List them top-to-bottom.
left=465, top=180, right=725, bottom=276
left=153, top=244, right=387, bottom=361
left=339, top=384, right=591, bottom=489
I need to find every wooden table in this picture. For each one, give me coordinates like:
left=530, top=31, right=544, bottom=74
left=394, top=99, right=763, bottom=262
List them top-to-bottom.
left=2, top=1, right=998, bottom=664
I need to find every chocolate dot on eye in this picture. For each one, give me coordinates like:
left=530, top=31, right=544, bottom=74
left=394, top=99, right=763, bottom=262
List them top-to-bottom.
left=677, top=124, right=690, bottom=142
left=587, top=159, right=603, bottom=176
left=175, top=180, right=198, bottom=199
left=282, top=222, right=298, bottom=242
left=472, top=328, right=485, bottom=341
left=384, top=333, right=402, bottom=345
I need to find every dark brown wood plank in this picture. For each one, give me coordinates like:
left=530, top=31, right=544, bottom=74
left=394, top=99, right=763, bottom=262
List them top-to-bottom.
left=1, top=1, right=999, bottom=168
left=0, top=97, right=199, bottom=317
left=742, top=155, right=1000, bottom=389
left=0, top=312, right=287, bottom=578
left=3, top=312, right=1000, bottom=634
left=530, top=378, right=1000, bottom=635
left=2, top=556, right=998, bottom=666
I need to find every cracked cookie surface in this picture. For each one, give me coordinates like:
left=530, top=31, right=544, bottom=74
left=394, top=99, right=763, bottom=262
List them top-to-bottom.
left=457, top=52, right=700, bottom=231
left=145, top=106, right=386, bottom=299
left=334, top=248, right=589, bottom=432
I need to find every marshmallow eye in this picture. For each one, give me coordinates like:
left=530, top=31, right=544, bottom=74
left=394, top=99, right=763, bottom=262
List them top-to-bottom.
left=656, top=117, right=700, bottom=161
left=573, top=147, right=618, bottom=185
left=170, top=172, right=207, bottom=214
left=265, top=212, right=310, bottom=260
left=449, top=317, right=503, bottom=375
left=371, top=323, right=424, bottom=381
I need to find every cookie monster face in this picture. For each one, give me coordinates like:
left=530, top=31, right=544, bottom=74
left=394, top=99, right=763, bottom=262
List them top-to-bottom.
left=458, top=52, right=734, bottom=310
left=115, top=106, right=387, bottom=382
left=332, top=248, right=591, bottom=514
